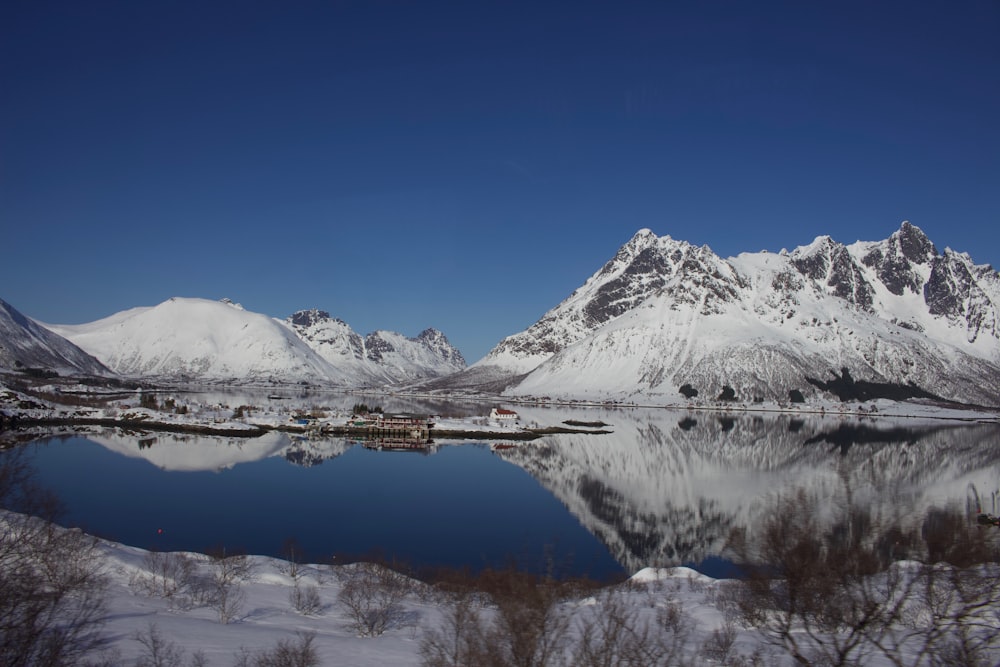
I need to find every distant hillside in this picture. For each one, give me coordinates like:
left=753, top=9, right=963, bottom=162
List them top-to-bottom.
left=46, top=297, right=346, bottom=384
left=0, top=298, right=110, bottom=377
left=42, top=298, right=465, bottom=387
left=284, top=309, right=466, bottom=385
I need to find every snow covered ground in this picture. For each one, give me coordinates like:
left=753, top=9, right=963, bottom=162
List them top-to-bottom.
left=3, top=379, right=997, bottom=440
left=10, top=528, right=992, bottom=667
left=14, top=536, right=799, bottom=664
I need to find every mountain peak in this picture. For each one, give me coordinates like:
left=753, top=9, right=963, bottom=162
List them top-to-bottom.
left=892, top=221, right=936, bottom=264
left=463, top=223, right=1000, bottom=405
left=630, top=228, right=658, bottom=243
left=796, top=235, right=838, bottom=256
left=289, top=309, right=335, bottom=328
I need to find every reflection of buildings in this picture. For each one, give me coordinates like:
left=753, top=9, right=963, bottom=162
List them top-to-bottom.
left=491, top=412, right=1000, bottom=574
left=360, top=437, right=437, bottom=455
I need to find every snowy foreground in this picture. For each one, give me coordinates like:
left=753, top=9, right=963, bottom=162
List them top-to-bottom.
left=22, top=529, right=989, bottom=667
left=31, top=534, right=750, bottom=665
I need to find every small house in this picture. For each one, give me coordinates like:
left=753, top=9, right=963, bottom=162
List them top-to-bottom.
left=489, top=407, right=518, bottom=421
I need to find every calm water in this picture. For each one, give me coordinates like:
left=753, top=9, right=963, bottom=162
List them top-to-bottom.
left=10, top=400, right=1000, bottom=580
left=20, top=435, right=622, bottom=579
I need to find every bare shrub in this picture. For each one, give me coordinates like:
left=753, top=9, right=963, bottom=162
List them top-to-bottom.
left=0, top=448, right=109, bottom=667
left=728, top=489, right=1000, bottom=667
left=277, top=538, right=305, bottom=582
left=206, top=549, right=255, bottom=624
left=129, top=551, right=197, bottom=608
left=912, top=560, right=1000, bottom=667
left=337, top=562, right=410, bottom=637
left=469, top=567, right=573, bottom=667
left=713, top=578, right=764, bottom=626
left=289, top=583, right=323, bottom=616
left=571, top=591, right=647, bottom=667
left=419, top=594, right=484, bottom=667
left=636, top=601, right=696, bottom=666
left=700, top=620, right=738, bottom=663
left=132, top=623, right=184, bottom=667
left=232, top=631, right=319, bottom=667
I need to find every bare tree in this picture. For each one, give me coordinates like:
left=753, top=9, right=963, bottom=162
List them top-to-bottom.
left=0, top=448, right=109, bottom=667
left=728, top=488, right=1000, bottom=667
left=277, top=537, right=305, bottom=582
left=206, top=548, right=255, bottom=625
left=129, top=550, right=198, bottom=609
left=337, top=561, right=410, bottom=637
left=465, top=568, right=573, bottom=667
left=289, top=583, right=323, bottom=616
left=571, top=589, right=663, bottom=667
left=420, top=594, right=485, bottom=667
left=132, top=623, right=185, bottom=667
left=232, top=631, right=319, bottom=667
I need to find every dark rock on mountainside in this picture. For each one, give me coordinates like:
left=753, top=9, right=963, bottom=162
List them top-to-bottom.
left=0, top=299, right=110, bottom=377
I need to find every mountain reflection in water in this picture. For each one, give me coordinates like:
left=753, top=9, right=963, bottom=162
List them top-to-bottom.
left=14, top=403, right=1000, bottom=579
left=487, top=407, right=1000, bottom=574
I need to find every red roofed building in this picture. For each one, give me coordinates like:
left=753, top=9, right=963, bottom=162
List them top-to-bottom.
left=489, top=407, right=518, bottom=421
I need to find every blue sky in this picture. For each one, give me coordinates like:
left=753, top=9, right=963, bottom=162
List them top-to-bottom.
left=3, top=1, right=998, bottom=362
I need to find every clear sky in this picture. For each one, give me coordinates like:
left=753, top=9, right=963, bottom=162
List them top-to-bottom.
left=2, top=1, right=998, bottom=363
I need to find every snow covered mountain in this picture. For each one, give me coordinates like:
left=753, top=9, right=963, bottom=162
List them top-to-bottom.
left=445, top=222, right=1000, bottom=405
left=46, top=297, right=347, bottom=385
left=0, top=298, right=110, bottom=376
left=41, top=298, right=465, bottom=387
left=284, top=309, right=465, bottom=386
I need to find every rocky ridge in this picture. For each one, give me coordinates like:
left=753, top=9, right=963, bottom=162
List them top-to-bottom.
left=445, top=222, right=1000, bottom=405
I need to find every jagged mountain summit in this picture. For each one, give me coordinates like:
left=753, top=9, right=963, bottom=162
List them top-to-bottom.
left=443, top=222, right=1000, bottom=405
left=46, top=297, right=348, bottom=384
left=0, top=298, right=110, bottom=376
left=284, top=309, right=465, bottom=385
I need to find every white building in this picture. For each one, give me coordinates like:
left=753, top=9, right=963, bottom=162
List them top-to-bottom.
left=489, top=407, right=518, bottom=421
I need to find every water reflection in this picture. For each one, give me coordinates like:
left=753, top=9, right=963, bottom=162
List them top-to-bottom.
left=12, top=403, right=1000, bottom=578
left=491, top=406, right=1000, bottom=573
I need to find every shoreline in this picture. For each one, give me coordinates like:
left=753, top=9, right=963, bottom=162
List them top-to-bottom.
left=3, top=377, right=998, bottom=444
left=0, top=414, right=615, bottom=442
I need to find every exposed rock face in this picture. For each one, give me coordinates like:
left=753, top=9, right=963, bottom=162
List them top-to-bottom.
left=447, top=222, right=1000, bottom=405
left=858, top=222, right=936, bottom=301
left=792, top=236, right=874, bottom=309
left=0, top=298, right=110, bottom=376
left=290, top=309, right=333, bottom=328
left=287, top=310, right=466, bottom=385
left=415, top=328, right=467, bottom=369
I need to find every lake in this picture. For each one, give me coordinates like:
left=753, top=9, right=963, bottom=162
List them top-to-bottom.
left=9, top=395, right=1000, bottom=581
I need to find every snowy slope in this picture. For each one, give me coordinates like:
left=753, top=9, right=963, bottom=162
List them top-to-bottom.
left=451, top=223, right=1000, bottom=404
left=0, top=298, right=110, bottom=376
left=46, top=298, right=347, bottom=384
left=284, top=309, right=465, bottom=385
